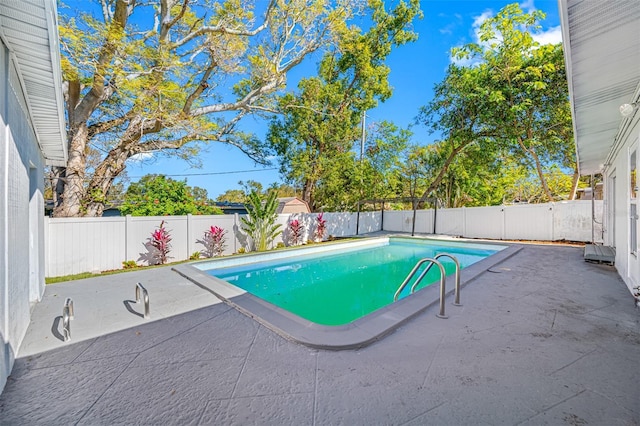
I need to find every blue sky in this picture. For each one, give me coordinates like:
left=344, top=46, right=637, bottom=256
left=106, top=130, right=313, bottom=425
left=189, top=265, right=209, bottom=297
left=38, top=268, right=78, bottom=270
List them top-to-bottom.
left=111, top=0, right=563, bottom=198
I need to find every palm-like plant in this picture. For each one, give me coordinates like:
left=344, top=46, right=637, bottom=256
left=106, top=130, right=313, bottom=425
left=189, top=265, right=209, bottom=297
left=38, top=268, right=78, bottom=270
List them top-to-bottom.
left=241, top=190, right=282, bottom=251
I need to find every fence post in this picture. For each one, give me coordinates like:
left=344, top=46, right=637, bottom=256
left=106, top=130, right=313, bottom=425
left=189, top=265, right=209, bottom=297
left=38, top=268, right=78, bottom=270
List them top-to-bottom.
left=550, top=202, right=555, bottom=241
left=462, top=207, right=467, bottom=238
left=234, top=213, right=239, bottom=253
left=186, top=214, right=193, bottom=258
left=125, top=215, right=132, bottom=262
left=44, top=216, right=49, bottom=276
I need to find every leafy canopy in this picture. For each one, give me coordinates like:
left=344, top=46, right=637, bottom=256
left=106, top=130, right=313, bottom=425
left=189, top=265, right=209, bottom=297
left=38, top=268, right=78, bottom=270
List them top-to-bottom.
left=120, top=174, right=221, bottom=216
left=240, top=190, right=282, bottom=251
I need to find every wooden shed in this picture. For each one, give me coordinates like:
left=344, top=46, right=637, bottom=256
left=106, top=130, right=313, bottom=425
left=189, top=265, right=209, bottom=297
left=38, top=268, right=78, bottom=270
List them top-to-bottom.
left=277, top=197, right=311, bottom=214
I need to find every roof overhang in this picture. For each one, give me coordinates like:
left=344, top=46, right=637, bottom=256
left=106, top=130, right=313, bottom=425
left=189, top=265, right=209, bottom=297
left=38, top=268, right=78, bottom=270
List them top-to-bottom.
left=0, top=0, right=67, bottom=166
left=558, top=0, right=640, bottom=176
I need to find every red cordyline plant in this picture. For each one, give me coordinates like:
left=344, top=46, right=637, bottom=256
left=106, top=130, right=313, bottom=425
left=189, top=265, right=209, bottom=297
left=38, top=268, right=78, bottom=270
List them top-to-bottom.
left=314, top=213, right=327, bottom=242
left=288, top=219, right=304, bottom=246
left=150, top=220, right=172, bottom=264
left=203, top=225, right=227, bottom=257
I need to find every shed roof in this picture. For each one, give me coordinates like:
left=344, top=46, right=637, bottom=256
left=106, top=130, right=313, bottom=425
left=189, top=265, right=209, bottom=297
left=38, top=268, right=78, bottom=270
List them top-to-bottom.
left=0, top=0, right=67, bottom=166
left=558, top=0, right=640, bottom=175
left=276, top=197, right=310, bottom=214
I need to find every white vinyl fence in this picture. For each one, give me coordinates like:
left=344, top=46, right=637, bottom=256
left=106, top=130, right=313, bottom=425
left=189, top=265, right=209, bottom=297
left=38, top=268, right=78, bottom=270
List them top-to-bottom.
left=44, top=200, right=602, bottom=277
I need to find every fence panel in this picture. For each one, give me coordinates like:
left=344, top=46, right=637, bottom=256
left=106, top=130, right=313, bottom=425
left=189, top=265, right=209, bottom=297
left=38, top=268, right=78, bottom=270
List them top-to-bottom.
left=554, top=200, right=603, bottom=242
left=44, top=201, right=602, bottom=277
left=504, top=204, right=553, bottom=241
left=464, top=206, right=504, bottom=239
left=436, top=208, right=464, bottom=236
left=358, top=211, right=381, bottom=234
left=381, top=211, right=408, bottom=232
left=323, top=212, right=357, bottom=237
left=189, top=214, right=239, bottom=255
left=124, top=216, right=188, bottom=265
left=45, top=217, right=126, bottom=276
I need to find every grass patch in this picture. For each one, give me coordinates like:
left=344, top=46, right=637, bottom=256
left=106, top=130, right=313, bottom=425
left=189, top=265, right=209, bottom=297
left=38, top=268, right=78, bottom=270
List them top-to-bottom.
left=45, top=237, right=358, bottom=284
left=45, top=259, right=190, bottom=284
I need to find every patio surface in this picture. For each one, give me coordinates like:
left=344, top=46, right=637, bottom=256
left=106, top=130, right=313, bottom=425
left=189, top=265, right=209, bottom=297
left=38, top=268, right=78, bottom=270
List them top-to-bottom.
left=1, top=240, right=639, bottom=425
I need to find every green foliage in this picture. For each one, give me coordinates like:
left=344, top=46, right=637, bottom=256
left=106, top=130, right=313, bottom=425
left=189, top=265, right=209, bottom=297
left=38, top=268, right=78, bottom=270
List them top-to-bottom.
left=54, top=0, right=375, bottom=217
left=267, top=0, right=421, bottom=211
left=416, top=2, right=575, bottom=205
left=450, top=3, right=574, bottom=202
left=120, top=175, right=221, bottom=216
left=216, top=189, right=246, bottom=203
left=240, top=190, right=282, bottom=251
left=149, top=220, right=172, bottom=265
left=200, top=226, right=227, bottom=257
left=122, top=260, right=138, bottom=269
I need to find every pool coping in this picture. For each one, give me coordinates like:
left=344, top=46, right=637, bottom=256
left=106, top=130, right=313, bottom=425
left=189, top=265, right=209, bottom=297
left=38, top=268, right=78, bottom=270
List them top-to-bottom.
left=172, top=236, right=523, bottom=350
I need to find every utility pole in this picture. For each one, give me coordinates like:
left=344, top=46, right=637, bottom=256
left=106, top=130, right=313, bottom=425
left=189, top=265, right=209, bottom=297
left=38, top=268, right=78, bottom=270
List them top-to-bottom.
left=360, top=110, right=366, bottom=163
left=357, top=111, right=366, bottom=235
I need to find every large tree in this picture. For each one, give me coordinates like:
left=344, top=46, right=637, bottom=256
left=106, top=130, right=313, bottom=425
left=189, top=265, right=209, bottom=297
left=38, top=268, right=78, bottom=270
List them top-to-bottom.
left=53, top=0, right=367, bottom=217
left=267, top=0, right=421, bottom=211
left=416, top=3, right=574, bottom=205
left=450, top=3, right=574, bottom=202
left=120, top=174, right=221, bottom=216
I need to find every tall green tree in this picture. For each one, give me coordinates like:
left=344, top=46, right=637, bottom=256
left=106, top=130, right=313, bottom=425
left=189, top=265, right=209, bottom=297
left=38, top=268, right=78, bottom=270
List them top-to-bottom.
left=52, top=0, right=368, bottom=217
left=267, top=0, right=421, bottom=211
left=416, top=3, right=574, bottom=206
left=450, top=3, right=574, bottom=202
left=415, top=63, right=498, bottom=204
left=358, top=121, right=412, bottom=207
left=120, top=175, right=221, bottom=216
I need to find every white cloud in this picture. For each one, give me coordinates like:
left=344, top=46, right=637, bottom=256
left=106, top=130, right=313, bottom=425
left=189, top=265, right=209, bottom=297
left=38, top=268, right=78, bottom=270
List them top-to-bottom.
left=519, top=0, right=536, bottom=13
left=450, top=7, right=562, bottom=66
left=450, top=9, right=495, bottom=66
left=472, top=10, right=493, bottom=32
left=532, top=25, right=562, bottom=45
left=128, top=152, right=155, bottom=163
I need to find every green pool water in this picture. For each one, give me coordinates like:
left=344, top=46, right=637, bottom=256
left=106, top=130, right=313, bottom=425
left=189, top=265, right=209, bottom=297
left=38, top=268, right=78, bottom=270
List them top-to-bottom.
left=208, top=239, right=503, bottom=326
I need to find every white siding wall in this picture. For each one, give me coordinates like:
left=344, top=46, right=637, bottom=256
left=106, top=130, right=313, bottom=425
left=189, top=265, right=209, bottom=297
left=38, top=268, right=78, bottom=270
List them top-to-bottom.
left=1, top=41, right=46, bottom=391
left=604, top=111, right=640, bottom=293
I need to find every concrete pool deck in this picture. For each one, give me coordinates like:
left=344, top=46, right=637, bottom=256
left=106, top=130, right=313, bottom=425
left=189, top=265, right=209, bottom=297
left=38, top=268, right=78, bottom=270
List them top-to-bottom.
left=1, top=239, right=639, bottom=424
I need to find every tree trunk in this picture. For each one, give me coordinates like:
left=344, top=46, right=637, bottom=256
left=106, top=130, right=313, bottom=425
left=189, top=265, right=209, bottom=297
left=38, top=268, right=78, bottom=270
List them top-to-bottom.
left=52, top=125, right=89, bottom=217
left=417, top=139, right=472, bottom=206
left=83, top=146, right=130, bottom=217
left=529, top=147, right=554, bottom=202
left=568, top=168, right=580, bottom=200
left=302, top=179, right=315, bottom=211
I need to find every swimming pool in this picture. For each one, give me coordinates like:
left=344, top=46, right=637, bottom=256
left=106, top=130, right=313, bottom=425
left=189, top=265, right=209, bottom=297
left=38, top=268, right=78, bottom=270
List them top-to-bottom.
left=173, top=236, right=520, bottom=349
left=208, top=238, right=502, bottom=325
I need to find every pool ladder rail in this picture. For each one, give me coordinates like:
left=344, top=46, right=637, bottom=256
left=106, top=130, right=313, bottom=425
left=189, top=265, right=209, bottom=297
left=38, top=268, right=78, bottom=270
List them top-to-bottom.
left=393, top=253, right=461, bottom=319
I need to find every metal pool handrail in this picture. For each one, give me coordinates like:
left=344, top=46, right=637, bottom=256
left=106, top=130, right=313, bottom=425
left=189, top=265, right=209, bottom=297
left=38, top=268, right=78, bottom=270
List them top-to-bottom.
left=410, top=253, right=462, bottom=306
left=394, top=258, right=448, bottom=318
left=135, top=282, right=150, bottom=319
left=62, top=298, right=74, bottom=342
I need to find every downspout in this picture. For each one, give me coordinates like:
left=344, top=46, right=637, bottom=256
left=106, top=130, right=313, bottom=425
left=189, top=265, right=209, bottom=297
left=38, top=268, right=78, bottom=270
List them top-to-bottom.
left=591, top=174, right=595, bottom=244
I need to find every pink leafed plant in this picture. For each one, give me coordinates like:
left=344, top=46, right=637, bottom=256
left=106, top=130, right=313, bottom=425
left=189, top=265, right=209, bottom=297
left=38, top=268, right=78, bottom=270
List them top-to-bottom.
left=314, top=213, right=327, bottom=242
left=289, top=219, right=304, bottom=246
left=150, top=220, right=172, bottom=264
left=203, top=225, right=227, bottom=257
